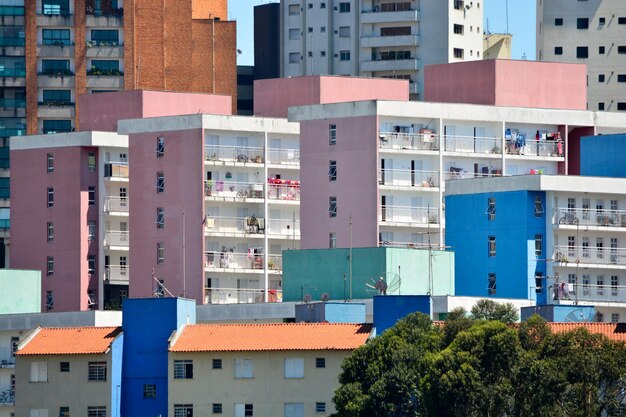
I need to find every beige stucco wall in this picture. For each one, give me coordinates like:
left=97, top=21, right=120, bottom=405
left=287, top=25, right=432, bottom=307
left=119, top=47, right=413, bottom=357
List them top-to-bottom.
left=168, top=350, right=354, bottom=416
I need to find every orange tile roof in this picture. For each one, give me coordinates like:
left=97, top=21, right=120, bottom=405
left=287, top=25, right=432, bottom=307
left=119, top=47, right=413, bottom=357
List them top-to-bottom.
left=547, top=322, right=626, bottom=342
left=170, top=323, right=373, bottom=352
left=17, top=327, right=122, bottom=356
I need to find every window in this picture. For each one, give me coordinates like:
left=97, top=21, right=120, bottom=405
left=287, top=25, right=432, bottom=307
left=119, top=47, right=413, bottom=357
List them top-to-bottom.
left=42, top=0, right=69, bottom=15
left=454, top=0, right=464, bottom=10
left=321, top=2, right=326, bottom=8
left=339, top=2, right=350, bottom=12
left=307, top=3, right=313, bottom=8
left=288, top=4, right=300, bottom=15
left=599, top=17, right=605, bottom=25
left=619, top=17, right=626, bottom=24
left=554, top=18, right=563, bottom=26
left=577, top=18, right=589, bottom=29
left=453, top=24, right=464, bottom=34
left=321, top=26, right=326, bottom=32
left=339, top=26, right=350, bottom=37
left=307, top=27, right=313, bottom=33
left=42, top=29, right=70, bottom=46
left=288, top=29, right=300, bottom=40
left=90, top=30, right=119, bottom=45
left=554, top=46, right=563, bottom=55
left=576, top=46, right=588, bottom=58
left=599, top=46, right=605, bottom=54
left=619, top=46, right=626, bottom=54
left=453, top=48, right=464, bottom=58
left=339, top=50, right=350, bottom=61
left=307, top=51, right=313, bottom=57
left=320, top=51, right=326, bottom=57
left=289, top=53, right=300, bottom=63
left=89, top=60, right=119, bottom=73
left=599, top=74, right=605, bottom=82
left=619, top=75, right=626, bottom=83
left=43, top=90, right=71, bottom=105
left=599, top=102, right=605, bottom=111
left=618, top=103, right=626, bottom=111
left=43, top=120, right=72, bottom=133
left=329, top=124, right=336, bottom=145
left=156, top=136, right=164, bottom=157
left=87, top=152, right=96, bottom=171
left=47, top=153, right=54, bottom=173
left=329, top=160, right=337, bottom=181
left=156, top=172, right=164, bottom=193
left=88, top=186, right=96, bottom=205
left=47, top=187, right=54, bottom=207
left=329, top=196, right=337, bottom=218
left=534, top=196, right=544, bottom=217
left=487, top=197, right=496, bottom=220
left=156, top=207, right=165, bottom=228
left=88, top=221, right=96, bottom=241
left=47, top=222, right=54, bottom=242
left=329, top=233, right=336, bottom=249
left=535, top=234, right=543, bottom=256
left=488, top=236, right=496, bottom=257
left=582, top=237, right=590, bottom=258
left=597, top=237, right=604, bottom=258
left=157, top=243, right=164, bottom=264
left=88, top=255, right=96, bottom=274
left=47, top=256, right=54, bottom=276
left=487, top=273, right=496, bottom=295
left=535, top=273, right=543, bottom=293
left=46, top=290, right=54, bottom=310
left=612, top=313, right=620, bottom=323
left=315, top=357, right=326, bottom=368
left=212, top=358, right=222, bottom=369
left=284, top=358, right=304, bottom=378
left=235, top=359, right=253, bottom=378
left=174, top=360, right=193, bottom=379
left=30, top=362, right=48, bottom=382
left=60, top=362, right=69, bottom=372
left=88, top=362, right=107, bottom=381
left=143, top=384, right=156, bottom=399
left=285, top=403, right=304, bottom=417
left=315, top=403, right=326, bottom=413
left=212, top=404, right=222, bottom=414
left=235, top=404, right=253, bottom=417
left=59, top=407, right=69, bottom=417
left=87, top=407, right=106, bottom=417
left=30, top=410, right=50, bottom=417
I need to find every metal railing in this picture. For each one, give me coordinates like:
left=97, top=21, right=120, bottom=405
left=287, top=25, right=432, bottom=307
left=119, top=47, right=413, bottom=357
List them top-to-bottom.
left=362, top=2, right=413, bottom=12
left=379, top=132, right=440, bottom=151
left=443, top=135, right=501, bottom=154
left=505, top=139, right=563, bottom=157
left=204, top=145, right=264, bottom=164
left=268, top=148, right=300, bottom=165
left=104, top=162, right=129, bottom=178
left=378, top=169, right=439, bottom=188
left=204, top=180, right=264, bottom=199
left=267, top=183, right=300, bottom=201
left=104, top=197, right=129, bottom=213
left=380, top=205, right=439, bottom=225
left=554, top=208, right=626, bottom=228
left=204, top=216, right=264, bottom=235
left=267, top=218, right=300, bottom=237
left=104, top=231, right=129, bottom=247
left=379, top=240, right=439, bottom=249
left=553, top=245, right=626, bottom=266
left=204, top=251, right=282, bottom=271
left=105, top=265, right=128, bottom=282
left=546, top=281, right=626, bottom=304
left=205, top=287, right=282, bottom=304
left=0, top=347, right=15, bottom=368
left=0, top=388, right=14, bottom=406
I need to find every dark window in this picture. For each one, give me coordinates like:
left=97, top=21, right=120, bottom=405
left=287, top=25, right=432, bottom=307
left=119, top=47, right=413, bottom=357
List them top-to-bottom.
left=42, top=0, right=69, bottom=15
left=454, top=0, right=464, bottom=10
left=339, top=2, right=350, bottom=12
left=599, top=17, right=605, bottom=25
left=619, top=17, right=626, bottom=24
left=554, top=18, right=563, bottom=26
left=577, top=18, right=589, bottom=29
left=453, top=24, right=464, bottom=34
left=380, top=26, right=411, bottom=36
left=42, top=29, right=71, bottom=46
left=90, top=30, right=119, bottom=45
left=554, top=46, right=563, bottom=55
left=576, top=46, right=588, bottom=58
left=599, top=46, right=605, bottom=54
left=618, top=46, right=626, bottom=54
left=453, top=48, right=464, bottom=59
left=339, top=50, right=350, bottom=61
left=42, top=59, right=70, bottom=72
left=89, top=60, right=120, bottom=74
left=599, top=74, right=605, bottom=82
left=618, top=74, right=626, bottom=82
left=43, top=90, right=71, bottom=104
left=598, top=102, right=605, bottom=111
left=618, top=102, right=626, bottom=111
left=43, top=120, right=72, bottom=133
left=329, top=124, right=336, bottom=145
left=156, top=137, right=164, bottom=157
left=0, top=147, right=8, bottom=169
left=47, top=153, right=54, bottom=172
left=328, top=160, right=337, bottom=181
left=156, top=172, right=164, bottom=193
left=0, top=178, right=9, bottom=199
left=88, top=186, right=96, bottom=205
left=47, top=187, right=54, bottom=207
left=534, top=196, right=544, bottom=217
left=329, top=197, right=337, bottom=218
left=487, top=197, right=496, bottom=220
left=156, top=207, right=165, bottom=228
left=47, top=222, right=54, bottom=242
left=535, top=234, right=543, bottom=256
left=488, top=236, right=496, bottom=257
left=157, top=243, right=164, bottom=264
left=88, top=255, right=95, bottom=274
left=488, top=273, right=496, bottom=295
left=535, top=273, right=543, bottom=293
left=315, top=357, right=326, bottom=368
left=212, top=359, right=222, bottom=369
left=173, top=360, right=193, bottom=379
left=60, top=362, right=70, bottom=372
left=88, top=362, right=107, bottom=381
left=143, top=384, right=156, bottom=398
left=315, top=403, right=326, bottom=413
left=212, top=404, right=222, bottom=414
left=174, top=405, right=193, bottom=417
left=59, top=407, right=70, bottom=417
left=87, top=407, right=106, bottom=417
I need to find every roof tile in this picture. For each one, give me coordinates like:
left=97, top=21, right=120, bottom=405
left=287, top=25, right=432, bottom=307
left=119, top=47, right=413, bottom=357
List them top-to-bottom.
left=547, top=322, right=626, bottom=342
left=17, top=327, right=122, bottom=356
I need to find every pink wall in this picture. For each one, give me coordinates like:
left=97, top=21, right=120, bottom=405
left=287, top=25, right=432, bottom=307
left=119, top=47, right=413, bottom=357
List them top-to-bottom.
left=425, top=60, right=587, bottom=110
left=254, top=76, right=409, bottom=118
left=79, top=90, right=233, bottom=132
left=300, top=115, right=380, bottom=249
left=128, top=128, right=205, bottom=303
left=11, top=146, right=96, bottom=312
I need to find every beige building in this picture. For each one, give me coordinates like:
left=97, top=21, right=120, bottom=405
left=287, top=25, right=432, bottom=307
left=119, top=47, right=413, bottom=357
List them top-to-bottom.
left=483, top=33, right=512, bottom=59
left=168, top=323, right=372, bottom=417
left=14, top=326, right=123, bottom=417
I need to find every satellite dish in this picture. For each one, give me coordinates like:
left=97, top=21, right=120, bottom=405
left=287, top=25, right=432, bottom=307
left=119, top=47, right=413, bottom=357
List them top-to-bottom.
left=365, top=272, right=401, bottom=295
left=321, top=293, right=330, bottom=302
left=303, top=294, right=312, bottom=304
left=564, top=308, right=589, bottom=323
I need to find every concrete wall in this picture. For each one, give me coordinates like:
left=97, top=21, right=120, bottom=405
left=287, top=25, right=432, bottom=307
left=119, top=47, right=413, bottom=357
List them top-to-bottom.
left=580, top=133, right=626, bottom=177
left=0, top=270, right=41, bottom=314
left=373, top=295, right=431, bottom=334
left=295, top=302, right=366, bottom=323
left=521, top=304, right=596, bottom=322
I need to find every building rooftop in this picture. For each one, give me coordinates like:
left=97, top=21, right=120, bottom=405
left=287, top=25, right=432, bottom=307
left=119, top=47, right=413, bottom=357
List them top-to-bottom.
left=547, top=322, right=626, bottom=343
left=170, top=323, right=373, bottom=352
left=17, top=326, right=122, bottom=355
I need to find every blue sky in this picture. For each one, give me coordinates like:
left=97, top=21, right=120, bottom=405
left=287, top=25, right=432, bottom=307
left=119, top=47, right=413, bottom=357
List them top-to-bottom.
left=232, top=1, right=536, bottom=66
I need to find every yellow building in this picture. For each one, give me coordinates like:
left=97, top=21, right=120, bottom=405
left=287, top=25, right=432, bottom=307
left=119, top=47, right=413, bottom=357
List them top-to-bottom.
left=483, top=33, right=513, bottom=60
left=168, top=323, right=372, bottom=417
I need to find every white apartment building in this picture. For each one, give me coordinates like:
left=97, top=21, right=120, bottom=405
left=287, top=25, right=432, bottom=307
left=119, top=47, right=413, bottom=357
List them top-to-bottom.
left=281, top=0, right=483, bottom=99
left=537, top=0, right=626, bottom=112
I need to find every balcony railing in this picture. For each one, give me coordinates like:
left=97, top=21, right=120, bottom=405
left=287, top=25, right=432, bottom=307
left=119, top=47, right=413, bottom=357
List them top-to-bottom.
left=363, top=2, right=414, bottom=12
left=379, top=132, right=439, bottom=151
left=443, top=135, right=501, bottom=154
left=506, top=139, right=563, bottom=157
left=205, top=145, right=264, bottom=164
left=268, top=148, right=300, bottom=166
left=104, top=162, right=129, bottom=178
left=379, top=169, right=439, bottom=188
left=204, top=180, right=264, bottom=199
left=267, top=183, right=300, bottom=201
left=104, top=197, right=129, bottom=213
left=380, top=205, right=439, bottom=225
left=554, top=208, right=626, bottom=228
left=204, top=216, right=300, bottom=237
left=104, top=231, right=129, bottom=248
left=379, top=240, right=439, bottom=249
left=553, top=245, right=626, bottom=267
left=204, top=251, right=282, bottom=271
left=105, top=265, right=128, bottom=283
left=546, top=281, right=626, bottom=304
left=205, top=287, right=282, bottom=304
left=0, top=347, right=15, bottom=368
left=0, top=388, right=14, bottom=406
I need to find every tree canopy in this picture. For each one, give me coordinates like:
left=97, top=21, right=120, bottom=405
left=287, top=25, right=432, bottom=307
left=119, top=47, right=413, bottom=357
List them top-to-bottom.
left=332, top=308, right=626, bottom=417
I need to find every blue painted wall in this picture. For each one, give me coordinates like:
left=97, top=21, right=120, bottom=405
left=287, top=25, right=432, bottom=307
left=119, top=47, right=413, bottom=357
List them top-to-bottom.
left=580, top=134, right=626, bottom=177
left=445, top=190, right=547, bottom=302
left=373, top=295, right=431, bottom=334
left=121, top=298, right=196, bottom=417
left=295, top=302, right=366, bottom=323
left=521, top=305, right=596, bottom=322
left=110, top=333, right=124, bottom=417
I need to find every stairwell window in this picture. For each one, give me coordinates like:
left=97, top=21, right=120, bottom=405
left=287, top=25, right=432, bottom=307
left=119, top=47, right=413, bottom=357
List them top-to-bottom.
left=329, top=124, right=336, bottom=145
left=156, top=136, right=165, bottom=157
left=88, top=152, right=96, bottom=172
left=47, top=153, right=54, bottom=172
left=329, top=160, right=337, bottom=181
left=156, top=172, right=164, bottom=193
left=88, top=186, right=96, bottom=206
left=47, top=187, right=54, bottom=207
left=534, top=196, right=544, bottom=217
left=329, top=197, right=337, bottom=218
left=487, top=197, right=496, bottom=220
left=156, top=208, right=165, bottom=228
left=47, top=222, right=54, bottom=242
left=535, top=234, right=543, bottom=256
left=488, top=236, right=496, bottom=257
left=157, top=242, right=164, bottom=264
left=47, top=256, right=54, bottom=275
left=487, top=273, right=496, bottom=295
left=46, top=290, right=54, bottom=310
left=87, top=406, right=106, bottom=417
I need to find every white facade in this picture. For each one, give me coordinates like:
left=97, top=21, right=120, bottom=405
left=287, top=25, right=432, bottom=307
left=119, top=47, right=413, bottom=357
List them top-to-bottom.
left=280, top=0, right=483, bottom=99
left=537, top=0, right=626, bottom=112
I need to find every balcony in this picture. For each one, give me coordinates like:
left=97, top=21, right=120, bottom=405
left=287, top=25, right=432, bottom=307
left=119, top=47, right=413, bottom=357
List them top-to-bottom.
left=86, top=7, right=124, bottom=27
left=360, top=8, right=419, bottom=24
left=36, top=13, right=74, bottom=27
left=361, top=34, right=419, bottom=48
left=37, top=43, right=74, bottom=58
left=360, top=57, right=419, bottom=72
left=37, top=71, right=74, bottom=88
left=86, top=73, right=124, bottom=89
left=0, top=98, right=25, bottom=118
left=37, top=102, right=74, bottom=118
left=379, top=131, right=439, bottom=152
left=443, top=135, right=502, bottom=155
left=506, top=138, right=563, bottom=158
left=205, top=145, right=264, bottom=165
left=267, top=148, right=300, bottom=167
left=104, top=162, right=129, bottom=180
left=379, top=169, right=440, bottom=189
left=204, top=180, right=265, bottom=201
left=267, top=182, right=300, bottom=203
left=104, top=197, right=129, bottom=215
left=379, top=205, right=439, bottom=226
left=553, top=208, right=626, bottom=230
left=204, top=216, right=300, bottom=239
left=104, top=231, right=129, bottom=249
left=379, top=240, right=438, bottom=249
left=553, top=245, right=626, bottom=269
left=204, top=251, right=282, bottom=273
left=105, top=265, right=128, bottom=285
left=546, top=280, right=626, bottom=305
left=205, top=287, right=282, bottom=304
left=0, top=347, right=15, bottom=368
left=0, top=388, right=14, bottom=406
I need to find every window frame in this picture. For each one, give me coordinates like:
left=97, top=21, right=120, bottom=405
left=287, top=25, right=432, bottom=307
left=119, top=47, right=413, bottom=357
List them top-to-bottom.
left=339, top=2, right=350, bottom=12
left=576, top=18, right=589, bottom=29
left=576, top=46, right=589, bottom=58
left=328, top=124, right=336, bottom=145
left=156, top=136, right=165, bottom=157
left=87, top=152, right=96, bottom=172
left=47, top=153, right=54, bottom=172
left=328, top=160, right=337, bottom=181
left=156, top=172, right=164, bottom=193
left=88, top=186, right=96, bottom=206
left=47, top=187, right=54, bottom=207
left=329, top=196, right=337, bottom=218
left=534, top=196, right=544, bottom=217
left=487, top=197, right=496, bottom=220
left=156, top=207, right=165, bottom=229
left=47, top=222, right=54, bottom=242
left=535, top=234, right=543, bottom=256
left=488, top=236, right=496, bottom=257
left=157, top=242, right=164, bottom=264
left=47, top=256, right=54, bottom=276
left=487, top=273, right=496, bottom=295
left=315, top=357, right=326, bottom=368
left=212, top=358, right=222, bottom=369
left=234, top=358, right=254, bottom=379
left=284, top=358, right=304, bottom=379
left=173, top=360, right=193, bottom=379
left=30, top=361, right=48, bottom=382
left=87, top=361, right=107, bottom=382
left=59, top=362, right=70, bottom=372
left=143, top=384, right=156, bottom=399
left=87, top=406, right=107, bottom=417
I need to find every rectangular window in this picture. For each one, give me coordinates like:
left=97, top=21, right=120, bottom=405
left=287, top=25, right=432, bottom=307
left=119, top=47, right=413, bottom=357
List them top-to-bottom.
left=42, top=0, right=69, bottom=15
left=454, top=0, right=464, bottom=9
left=339, top=2, right=350, bottom=12
left=288, top=4, right=300, bottom=15
left=599, top=17, right=606, bottom=25
left=619, top=17, right=626, bottom=24
left=555, top=18, right=563, bottom=25
left=577, top=18, right=589, bottom=29
left=453, top=24, right=464, bottom=34
left=339, top=26, right=350, bottom=37
left=288, top=28, right=300, bottom=40
left=90, top=29, right=119, bottom=45
left=554, top=46, right=563, bottom=55
left=577, top=46, right=588, bottom=58
left=599, top=46, right=605, bottom=54
left=453, top=48, right=464, bottom=59
left=339, top=50, right=350, bottom=61
left=289, top=52, right=300, bottom=63
left=89, top=60, right=119, bottom=73
left=599, top=74, right=605, bottom=82
left=618, top=75, right=626, bottom=83
left=43, top=90, right=71, bottom=105
left=599, top=102, right=605, bottom=111
left=618, top=103, right=626, bottom=111
left=43, top=120, right=72, bottom=134
left=329, top=124, right=336, bottom=145
left=156, top=137, right=164, bottom=157
left=88, top=152, right=96, bottom=172
left=47, top=153, right=54, bottom=172
left=329, top=160, right=337, bottom=181
left=156, top=172, right=164, bottom=193
left=88, top=186, right=96, bottom=206
left=47, top=188, right=54, bottom=207
left=329, top=196, right=337, bottom=218
left=534, top=196, right=544, bottom=217
left=487, top=197, right=496, bottom=220
left=156, top=207, right=165, bottom=228
left=88, top=221, right=96, bottom=241
left=47, top=222, right=54, bottom=242
left=329, top=233, right=336, bottom=249
left=535, top=234, right=543, bottom=256
left=488, top=236, right=496, bottom=257
left=597, top=237, right=604, bottom=259
left=157, top=243, right=164, bottom=264
left=88, top=255, right=96, bottom=274
left=47, top=256, right=54, bottom=276
left=487, top=273, right=496, bottom=295
left=535, top=273, right=543, bottom=293
left=597, top=275, right=605, bottom=296
left=46, top=290, right=54, bottom=310
left=612, top=313, right=620, bottom=323
left=315, top=357, right=326, bottom=368
left=212, top=358, right=222, bottom=369
left=284, top=358, right=304, bottom=378
left=235, top=359, right=254, bottom=379
left=174, top=360, right=193, bottom=379
left=30, top=362, right=48, bottom=382
left=60, top=362, right=70, bottom=372
left=88, top=362, right=107, bottom=381
left=143, top=384, right=156, bottom=398
left=315, top=402, right=326, bottom=413
left=212, top=403, right=223, bottom=414
left=285, top=403, right=304, bottom=417
left=234, top=404, right=254, bottom=417
left=59, top=407, right=69, bottom=417
left=87, top=407, right=106, bottom=417
left=30, top=410, right=49, bottom=417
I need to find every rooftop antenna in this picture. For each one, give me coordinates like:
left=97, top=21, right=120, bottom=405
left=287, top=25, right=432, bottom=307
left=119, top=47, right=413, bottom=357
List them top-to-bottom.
left=505, top=0, right=510, bottom=34
left=152, top=268, right=174, bottom=298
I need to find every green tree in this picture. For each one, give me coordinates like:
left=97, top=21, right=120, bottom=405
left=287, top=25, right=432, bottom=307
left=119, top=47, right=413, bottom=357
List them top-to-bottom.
left=470, top=299, right=519, bottom=323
